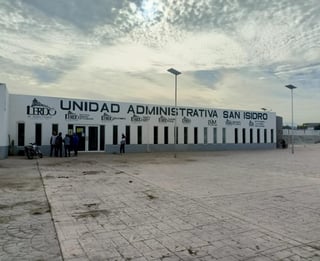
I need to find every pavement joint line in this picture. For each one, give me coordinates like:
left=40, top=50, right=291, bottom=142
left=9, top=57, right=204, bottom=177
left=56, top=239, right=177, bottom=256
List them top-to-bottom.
left=36, top=159, right=65, bottom=261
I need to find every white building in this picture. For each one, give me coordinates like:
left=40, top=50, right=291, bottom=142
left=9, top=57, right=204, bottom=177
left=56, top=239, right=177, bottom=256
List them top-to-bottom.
left=0, top=84, right=277, bottom=159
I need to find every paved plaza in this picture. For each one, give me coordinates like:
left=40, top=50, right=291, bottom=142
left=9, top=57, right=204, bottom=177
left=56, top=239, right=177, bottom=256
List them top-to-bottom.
left=1, top=145, right=320, bottom=260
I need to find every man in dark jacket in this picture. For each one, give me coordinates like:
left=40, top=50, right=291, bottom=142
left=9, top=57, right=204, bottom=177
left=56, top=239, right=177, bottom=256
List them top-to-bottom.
left=55, top=132, right=63, bottom=157
left=72, top=133, right=79, bottom=156
left=63, top=134, right=71, bottom=157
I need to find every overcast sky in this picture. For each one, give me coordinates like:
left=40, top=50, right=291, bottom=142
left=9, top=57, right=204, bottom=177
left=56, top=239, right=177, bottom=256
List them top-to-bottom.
left=0, top=0, right=319, bottom=125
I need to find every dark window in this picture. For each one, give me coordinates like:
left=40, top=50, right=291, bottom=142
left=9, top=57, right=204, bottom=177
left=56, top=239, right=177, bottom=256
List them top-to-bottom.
left=18, top=123, right=25, bottom=146
left=35, top=123, right=42, bottom=145
left=52, top=124, right=58, bottom=135
left=68, top=124, right=73, bottom=135
left=100, top=125, right=105, bottom=151
left=113, top=125, right=118, bottom=145
left=126, top=125, right=130, bottom=145
left=76, top=126, right=86, bottom=151
left=88, top=126, right=98, bottom=151
left=137, top=126, right=142, bottom=144
left=153, top=126, right=158, bottom=144
left=164, top=126, right=169, bottom=144
left=175, top=127, right=178, bottom=144
left=184, top=127, right=188, bottom=144
left=194, top=127, right=198, bottom=144
left=204, top=127, right=208, bottom=144
left=213, top=128, right=217, bottom=144
left=222, top=128, right=226, bottom=144
left=234, top=128, right=238, bottom=144
left=242, top=128, right=246, bottom=144
left=250, top=129, right=253, bottom=143
left=257, top=129, right=260, bottom=143
left=264, top=129, right=267, bottom=143
left=271, top=129, right=274, bottom=143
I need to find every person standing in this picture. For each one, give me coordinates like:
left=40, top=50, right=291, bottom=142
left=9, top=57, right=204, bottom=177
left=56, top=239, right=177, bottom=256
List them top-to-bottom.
left=50, top=131, right=57, bottom=157
left=55, top=132, right=63, bottom=157
left=72, top=133, right=79, bottom=156
left=120, top=133, right=126, bottom=154
left=63, top=134, right=71, bottom=157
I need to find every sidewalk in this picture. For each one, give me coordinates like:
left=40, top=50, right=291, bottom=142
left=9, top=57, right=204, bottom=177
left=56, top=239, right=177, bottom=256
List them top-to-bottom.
left=1, top=145, right=320, bottom=260
left=0, top=158, right=62, bottom=260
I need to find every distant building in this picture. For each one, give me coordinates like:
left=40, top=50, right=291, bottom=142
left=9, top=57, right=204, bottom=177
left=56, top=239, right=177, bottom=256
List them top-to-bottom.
left=0, top=83, right=278, bottom=159
left=302, top=123, right=320, bottom=130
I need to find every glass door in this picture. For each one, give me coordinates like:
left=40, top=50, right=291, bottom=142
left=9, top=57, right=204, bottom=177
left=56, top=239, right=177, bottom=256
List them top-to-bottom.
left=76, top=126, right=86, bottom=151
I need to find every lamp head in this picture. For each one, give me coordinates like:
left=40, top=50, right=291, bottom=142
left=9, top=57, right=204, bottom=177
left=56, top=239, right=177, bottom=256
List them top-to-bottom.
left=167, top=68, right=181, bottom=75
left=285, top=84, right=297, bottom=90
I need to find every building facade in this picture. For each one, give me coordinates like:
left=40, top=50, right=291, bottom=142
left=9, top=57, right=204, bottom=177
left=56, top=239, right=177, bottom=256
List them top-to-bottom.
left=0, top=84, right=277, bottom=159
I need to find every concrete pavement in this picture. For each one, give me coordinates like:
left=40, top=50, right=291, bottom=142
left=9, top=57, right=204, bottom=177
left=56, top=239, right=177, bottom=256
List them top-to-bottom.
left=1, top=145, right=320, bottom=260
left=0, top=158, right=62, bottom=261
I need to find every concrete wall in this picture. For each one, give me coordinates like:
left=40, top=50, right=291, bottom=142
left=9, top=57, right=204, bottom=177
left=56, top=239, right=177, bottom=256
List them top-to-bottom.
left=282, top=129, right=320, bottom=144
left=283, top=129, right=320, bottom=136
left=283, top=135, right=320, bottom=144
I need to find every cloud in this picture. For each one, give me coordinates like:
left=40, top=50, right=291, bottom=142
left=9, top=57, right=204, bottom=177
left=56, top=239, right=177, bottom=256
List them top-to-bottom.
left=0, top=0, right=320, bottom=124
left=22, top=0, right=123, bottom=31
left=193, top=70, right=221, bottom=89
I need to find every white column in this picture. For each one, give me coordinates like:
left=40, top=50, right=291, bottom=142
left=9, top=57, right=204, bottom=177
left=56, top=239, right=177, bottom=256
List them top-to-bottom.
left=0, top=83, right=9, bottom=159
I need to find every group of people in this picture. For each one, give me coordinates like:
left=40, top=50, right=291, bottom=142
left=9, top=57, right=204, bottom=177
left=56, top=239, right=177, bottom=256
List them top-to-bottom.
left=50, top=131, right=79, bottom=157
left=50, top=131, right=127, bottom=156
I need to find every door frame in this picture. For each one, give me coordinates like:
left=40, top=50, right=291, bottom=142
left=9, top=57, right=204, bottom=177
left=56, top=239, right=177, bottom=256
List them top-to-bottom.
left=74, top=125, right=103, bottom=152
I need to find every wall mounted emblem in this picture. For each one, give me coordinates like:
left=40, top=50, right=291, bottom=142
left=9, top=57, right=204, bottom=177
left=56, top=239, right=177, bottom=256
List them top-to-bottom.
left=26, top=98, right=57, bottom=119
left=65, top=111, right=93, bottom=121
left=101, top=113, right=125, bottom=121
left=131, top=114, right=150, bottom=122
left=158, top=115, right=175, bottom=123
left=182, top=117, right=191, bottom=124
left=208, top=119, right=217, bottom=126
left=225, top=119, right=241, bottom=126
left=249, top=120, right=265, bottom=127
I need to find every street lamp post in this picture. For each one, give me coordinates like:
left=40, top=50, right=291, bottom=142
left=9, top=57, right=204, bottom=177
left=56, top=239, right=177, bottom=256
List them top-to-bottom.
left=167, top=68, right=181, bottom=158
left=285, top=84, right=297, bottom=154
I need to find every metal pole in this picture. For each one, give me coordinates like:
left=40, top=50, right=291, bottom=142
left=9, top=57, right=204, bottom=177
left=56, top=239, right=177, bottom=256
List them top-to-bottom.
left=167, top=68, right=181, bottom=158
left=174, top=74, right=177, bottom=158
left=285, top=84, right=297, bottom=154
left=291, top=89, right=294, bottom=154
